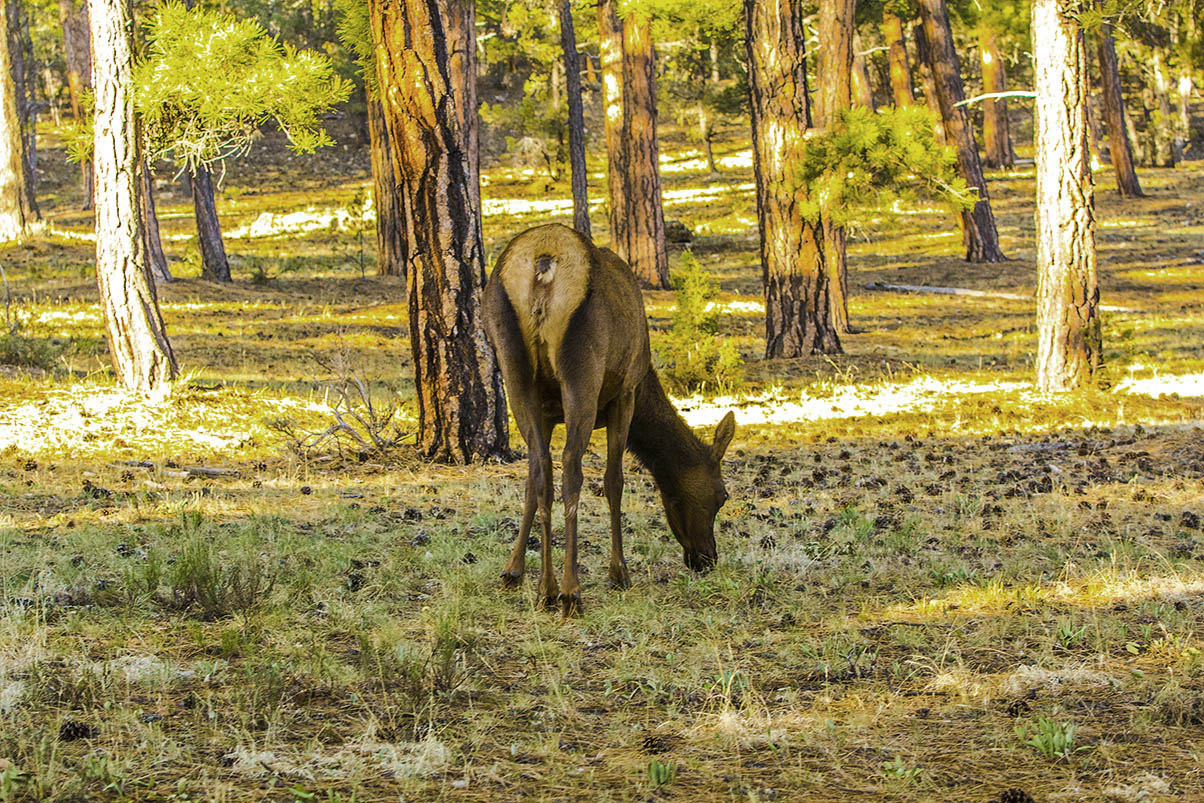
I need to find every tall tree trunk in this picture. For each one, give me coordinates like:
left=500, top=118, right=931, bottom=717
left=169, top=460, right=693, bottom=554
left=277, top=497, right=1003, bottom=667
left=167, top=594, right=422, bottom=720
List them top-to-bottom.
left=7, top=0, right=37, bottom=220
left=59, top=0, right=89, bottom=118
left=60, top=0, right=93, bottom=208
left=89, top=0, right=177, bottom=393
left=371, top=0, right=508, bottom=463
left=559, top=0, right=590, bottom=235
left=597, top=0, right=668, bottom=289
left=598, top=0, right=628, bottom=253
left=745, top=0, right=841, bottom=357
left=816, top=0, right=854, bottom=336
left=917, top=0, right=1005, bottom=263
left=1033, top=0, right=1099, bottom=392
left=0, top=5, right=27, bottom=241
left=620, top=11, right=669, bottom=288
left=882, top=11, right=914, bottom=108
left=912, top=21, right=945, bottom=144
left=1096, top=24, right=1143, bottom=197
left=979, top=27, right=1015, bottom=170
left=851, top=33, right=875, bottom=109
left=1149, top=49, right=1175, bottom=167
left=1176, top=72, right=1191, bottom=161
left=368, top=97, right=406, bottom=277
left=699, top=102, right=718, bottom=175
left=142, top=164, right=171, bottom=283
left=190, top=164, right=230, bottom=282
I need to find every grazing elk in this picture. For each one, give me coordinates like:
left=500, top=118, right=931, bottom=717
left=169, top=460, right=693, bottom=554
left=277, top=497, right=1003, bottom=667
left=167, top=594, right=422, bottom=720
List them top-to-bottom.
left=483, top=223, right=735, bottom=616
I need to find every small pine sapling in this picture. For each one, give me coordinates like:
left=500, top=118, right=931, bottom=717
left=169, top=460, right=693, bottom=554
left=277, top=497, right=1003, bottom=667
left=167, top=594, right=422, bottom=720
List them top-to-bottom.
left=658, top=249, right=743, bottom=393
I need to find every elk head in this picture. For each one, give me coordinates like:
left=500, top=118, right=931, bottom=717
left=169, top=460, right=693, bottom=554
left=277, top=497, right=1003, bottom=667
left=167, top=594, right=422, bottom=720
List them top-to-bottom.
left=661, top=411, right=736, bottom=571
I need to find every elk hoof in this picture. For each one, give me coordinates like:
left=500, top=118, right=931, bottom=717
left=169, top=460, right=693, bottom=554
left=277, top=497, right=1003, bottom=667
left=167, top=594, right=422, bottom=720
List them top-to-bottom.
left=608, top=566, right=631, bottom=590
left=500, top=569, right=523, bottom=589
left=539, top=585, right=560, bottom=610
left=559, top=591, right=583, bottom=618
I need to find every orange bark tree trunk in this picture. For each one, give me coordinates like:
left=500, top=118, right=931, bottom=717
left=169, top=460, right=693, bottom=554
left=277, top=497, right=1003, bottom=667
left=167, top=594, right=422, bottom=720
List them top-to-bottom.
left=371, top=0, right=508, bottom=463
left=597, top=0, right=668, bottom=288
left=745, top=0, right=841, bottom=357
left=816, top=0, right=855, bottom=335
left=917, top=0, right=1005, bottom=262
left=882, top=11, right=914, bottom=108
left=1095, top=22, right=1143, bottom=197
left=978, top=27, right=1015, bottom=170
left=368, top=96, right=406, bottom=277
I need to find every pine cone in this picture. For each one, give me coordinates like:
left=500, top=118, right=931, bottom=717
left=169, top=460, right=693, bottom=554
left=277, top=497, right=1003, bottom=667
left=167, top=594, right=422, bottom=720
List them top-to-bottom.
left=995, top=789, right=1035, bottom=803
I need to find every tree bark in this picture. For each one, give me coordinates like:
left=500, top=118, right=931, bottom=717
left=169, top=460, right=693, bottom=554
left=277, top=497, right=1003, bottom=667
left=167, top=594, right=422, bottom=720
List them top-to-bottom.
left=7, top=0, right=38, bottom=220
left=59, top=0, right=90, bottom=119
left=60, top=0, right=94, bottom=208
left=89, top=0, right=177, bottom=393
left=371, top=0, right=508, bottom=463
left=559, top=0, right=590, bottom=235
left=597, top=0, right=669, bottom=289
left=598, top=0, right=627, bottom=252
left=745, top=0, right=841, bottom=357
left=816, top=0, right=855, bottom=336
left=917, top=0, right=1005, bottom=263
left=1033, top=0, right=1099, bottom=392
left=0, top=4, right=27, bottom=241
left=620, top=10, right=669, bottom=288
left=882, top=11, right=914, bottom=108
left=912, top=21, right=946, bottom=144
left=1095, top=24, right=1143, bottom=197
left=979, top=27, right=1015, bottom=170
left=851, top=33, right=875, bottom=110
left=1149, top=49, right=1175, bottom=167
left=1176, top=72, right=1191, bottom=162
left=367, top=96, right=406, bottom=277
left=142, top=164, right=171, bottom=283
left=190, top=164, right=230, bottom=282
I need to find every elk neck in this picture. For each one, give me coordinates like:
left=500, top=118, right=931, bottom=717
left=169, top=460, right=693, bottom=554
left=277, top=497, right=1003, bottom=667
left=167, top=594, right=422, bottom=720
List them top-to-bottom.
left=626, top=369, right=710, bottom=493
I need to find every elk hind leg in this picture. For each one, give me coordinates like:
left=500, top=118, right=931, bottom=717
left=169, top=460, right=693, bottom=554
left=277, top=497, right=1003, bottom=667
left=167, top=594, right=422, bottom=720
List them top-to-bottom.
left=558, top=397, right=598, bottom=616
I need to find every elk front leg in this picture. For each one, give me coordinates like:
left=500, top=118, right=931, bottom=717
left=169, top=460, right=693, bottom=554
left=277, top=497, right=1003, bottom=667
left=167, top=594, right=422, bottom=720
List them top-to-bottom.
left=604, top=391, right=635, bottom=590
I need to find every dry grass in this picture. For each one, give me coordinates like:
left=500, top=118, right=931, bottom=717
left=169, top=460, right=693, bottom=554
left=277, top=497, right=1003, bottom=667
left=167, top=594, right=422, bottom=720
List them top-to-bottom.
left=0, top=124, right=1202, bottom=801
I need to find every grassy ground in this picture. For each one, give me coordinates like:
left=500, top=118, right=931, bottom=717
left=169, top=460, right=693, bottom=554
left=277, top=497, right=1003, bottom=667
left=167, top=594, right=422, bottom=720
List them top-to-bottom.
left=1, top=124, right=1204, bottom=801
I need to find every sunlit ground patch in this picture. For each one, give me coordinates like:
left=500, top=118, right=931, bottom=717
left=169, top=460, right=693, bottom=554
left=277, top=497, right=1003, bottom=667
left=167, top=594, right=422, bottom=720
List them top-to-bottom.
left=1116, top=372, right=1204, bottom=399
left=674, top=375, right=1033, bottom=428
left=0, top=385, right=328, bottom=460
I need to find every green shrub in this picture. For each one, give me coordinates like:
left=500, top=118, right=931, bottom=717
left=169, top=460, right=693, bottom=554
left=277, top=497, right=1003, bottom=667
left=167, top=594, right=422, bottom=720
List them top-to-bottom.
left=657, top=250, right=743, bottom=394
left=0, top=330, right=63, bottom=371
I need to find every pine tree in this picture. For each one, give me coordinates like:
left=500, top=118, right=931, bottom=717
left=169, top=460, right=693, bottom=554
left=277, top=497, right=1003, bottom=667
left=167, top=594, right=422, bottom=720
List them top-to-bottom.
left=371, top=0, right=508, bottom=463
left=1033, top=0, right=1100, bottom=391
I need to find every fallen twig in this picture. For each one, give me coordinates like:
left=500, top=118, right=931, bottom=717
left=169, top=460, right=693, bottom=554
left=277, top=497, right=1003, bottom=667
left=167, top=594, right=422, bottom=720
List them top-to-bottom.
left=114, top=460, right=240, bottom=478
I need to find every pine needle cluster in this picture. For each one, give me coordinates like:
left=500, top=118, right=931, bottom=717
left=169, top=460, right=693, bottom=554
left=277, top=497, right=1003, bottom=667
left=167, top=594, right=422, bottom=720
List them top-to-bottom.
left=134, top=1, right=351, bottom=168
left=795, top=105, right=975, bottom=229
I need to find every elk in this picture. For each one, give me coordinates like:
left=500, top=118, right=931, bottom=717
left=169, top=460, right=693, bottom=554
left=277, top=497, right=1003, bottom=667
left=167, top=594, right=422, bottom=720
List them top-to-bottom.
left=483, top=223, right=735, bottom=616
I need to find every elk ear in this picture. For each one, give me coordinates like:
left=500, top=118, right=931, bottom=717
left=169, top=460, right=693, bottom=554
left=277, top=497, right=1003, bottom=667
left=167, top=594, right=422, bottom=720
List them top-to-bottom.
left=711, top=411, right=735, bottom=462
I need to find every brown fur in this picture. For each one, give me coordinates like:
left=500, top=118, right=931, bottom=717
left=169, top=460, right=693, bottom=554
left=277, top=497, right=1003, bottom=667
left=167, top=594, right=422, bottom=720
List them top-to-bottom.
left=483, top=224, right=736, bottom=616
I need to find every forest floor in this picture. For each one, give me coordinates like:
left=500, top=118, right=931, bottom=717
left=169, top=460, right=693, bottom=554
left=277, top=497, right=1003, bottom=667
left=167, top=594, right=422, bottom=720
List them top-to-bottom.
left=1, top=124, right=1204, bottom=801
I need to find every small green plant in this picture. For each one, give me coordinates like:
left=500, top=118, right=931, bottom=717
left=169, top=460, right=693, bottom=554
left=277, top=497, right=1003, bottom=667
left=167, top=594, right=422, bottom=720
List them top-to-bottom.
left=657, top=249, right=743, bottom=393
left=166, top=520, right=276, bottom=620
left=1056, top=620, right=1088, bottom=649
left=1016, top=717, right=1086, bottom=760
left=881, top=754, right=922, bottom=782
left=647, top=758, right=676, bottom=788
left=0, top=761, right=23, bottom=801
